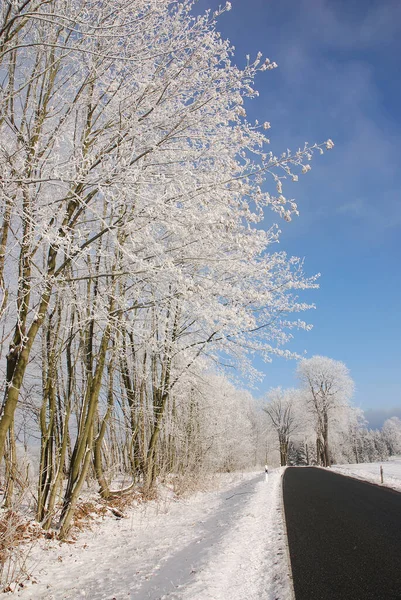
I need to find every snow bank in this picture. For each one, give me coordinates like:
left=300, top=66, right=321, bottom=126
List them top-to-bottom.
left=332, top=457, right=401, bottom=493
left=181, top=468, right=292, bottom=600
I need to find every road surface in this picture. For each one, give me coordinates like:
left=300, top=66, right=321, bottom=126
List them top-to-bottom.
left=283, top=467, right=401, bottom=600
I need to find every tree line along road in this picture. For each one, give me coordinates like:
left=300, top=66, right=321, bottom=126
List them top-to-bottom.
left=283, top=467, right=401, bottom=600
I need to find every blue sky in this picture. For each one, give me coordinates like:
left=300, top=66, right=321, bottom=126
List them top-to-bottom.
left=196, top=0, right=401, bottom=423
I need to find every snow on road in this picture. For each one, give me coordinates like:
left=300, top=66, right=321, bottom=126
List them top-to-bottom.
left=332, top=456, right=401, bottom=493
left=15, top=469, right=292, bottom=600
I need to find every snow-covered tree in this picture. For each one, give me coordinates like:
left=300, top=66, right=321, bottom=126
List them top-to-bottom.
left=0, top=0, right=333, bottom=534
left=297, top=356, right=354, bottom=466
left=262, top=387, right=302, bottom=466
left=329, top=407, right=366, bottom=464
left=382, top=417, right=401, bottom=456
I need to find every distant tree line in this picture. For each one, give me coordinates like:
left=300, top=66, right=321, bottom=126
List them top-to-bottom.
left=262, top=356, right=401, bottom=466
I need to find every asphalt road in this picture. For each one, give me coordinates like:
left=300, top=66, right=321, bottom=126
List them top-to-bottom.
left=283, top=467, right=401, bottom=600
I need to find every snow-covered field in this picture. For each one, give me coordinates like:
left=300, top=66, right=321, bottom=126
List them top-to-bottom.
left=332, top=456, right=401, bottom=493
left=13, top=469, right=292, bottom=600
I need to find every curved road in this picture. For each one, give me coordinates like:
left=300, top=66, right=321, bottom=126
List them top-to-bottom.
left=283, top=467, right=401, bottom=600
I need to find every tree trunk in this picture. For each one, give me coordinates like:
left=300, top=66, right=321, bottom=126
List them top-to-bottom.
left=58, top=321, right=111, bottom=538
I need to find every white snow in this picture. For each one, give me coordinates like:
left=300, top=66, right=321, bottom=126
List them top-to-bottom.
left=331, top=456, right=401, bottom=493
left=13, top=469, right=293, bottom=600
left=180, top=469, right=292, bottom=600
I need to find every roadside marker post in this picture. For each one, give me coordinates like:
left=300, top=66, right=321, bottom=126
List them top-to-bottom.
left=380, top=465, right=383, bottom=484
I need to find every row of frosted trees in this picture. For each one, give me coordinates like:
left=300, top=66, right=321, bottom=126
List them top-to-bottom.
left=0, top=1, right=332, bottom=537
left=263, top=355, right=401, bottom=466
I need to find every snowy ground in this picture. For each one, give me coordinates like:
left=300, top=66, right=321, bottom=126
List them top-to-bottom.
left=332, top=456, right=401, bottom=493
left=13, top=469, right=293, bottom=600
